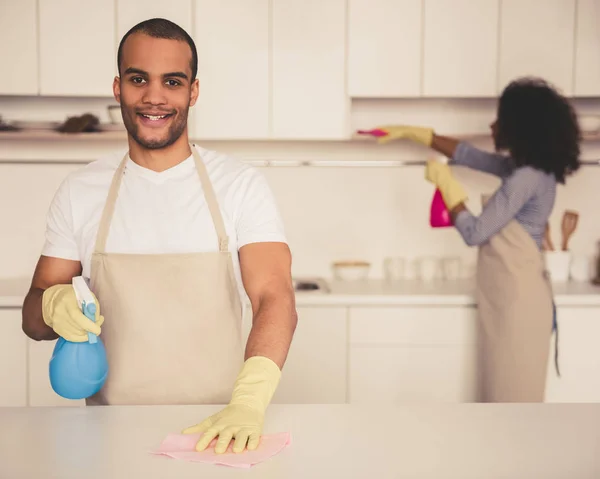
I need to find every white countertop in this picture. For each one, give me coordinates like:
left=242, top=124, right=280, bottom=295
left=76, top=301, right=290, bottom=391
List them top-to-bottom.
left=2, top=276, right=600, bottom=308
left=294, top=278, right=600, bottom=306
left=0, top=404, right=598, bottom=478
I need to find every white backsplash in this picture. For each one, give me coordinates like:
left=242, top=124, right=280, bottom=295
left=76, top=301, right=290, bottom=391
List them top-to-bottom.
left=1, top=96, right=599, bottom=280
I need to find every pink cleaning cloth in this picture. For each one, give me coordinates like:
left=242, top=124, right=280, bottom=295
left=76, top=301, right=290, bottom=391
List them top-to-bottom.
left=150, top=432, right=292, bottom=468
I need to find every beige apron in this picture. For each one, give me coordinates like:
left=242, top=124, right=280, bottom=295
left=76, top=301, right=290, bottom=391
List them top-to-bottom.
left=86, top=146, right=244, bottom=406
left=476, top=196, right=554, bottom=402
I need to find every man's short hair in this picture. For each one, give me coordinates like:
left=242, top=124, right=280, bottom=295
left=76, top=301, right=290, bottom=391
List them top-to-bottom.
left=117, top=18, right=198, bottom=80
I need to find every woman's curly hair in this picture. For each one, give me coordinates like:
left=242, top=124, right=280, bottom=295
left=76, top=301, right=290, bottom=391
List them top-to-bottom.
left=495, top=77, right=581, bottom=184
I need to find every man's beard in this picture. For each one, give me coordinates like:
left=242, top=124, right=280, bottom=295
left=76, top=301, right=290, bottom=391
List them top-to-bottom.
left=122, top=105, right=189, bottom=150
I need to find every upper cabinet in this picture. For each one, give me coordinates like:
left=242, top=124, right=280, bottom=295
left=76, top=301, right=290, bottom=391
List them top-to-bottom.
left=0, top=0, right=38, bottom=95
left=1, top=0, right=599, bottom=116
left=39, top=0, right=115, bottom=96
left=117, top=0, right=193, bottom=40
left=192, top=0, right=269, bottom=140
left=271, top=0, right=349, bottom=139
left=348, top=0, right=422, bottom=98
left=423, top=0, right=499, bottom=97
left=498, top=0, right=576, bottom=95
left=574, top=0, right=600, bottom=97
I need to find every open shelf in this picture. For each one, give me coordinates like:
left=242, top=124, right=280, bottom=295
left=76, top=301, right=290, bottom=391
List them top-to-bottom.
left=1, top=129, right=599, bottom=167
left=2, top=129, right=600, bottom=143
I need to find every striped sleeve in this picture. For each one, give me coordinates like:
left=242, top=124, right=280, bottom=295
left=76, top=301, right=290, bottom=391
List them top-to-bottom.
left=451, top=142, right=516, bottom=178
left=453, top=167, right=541, bottom=246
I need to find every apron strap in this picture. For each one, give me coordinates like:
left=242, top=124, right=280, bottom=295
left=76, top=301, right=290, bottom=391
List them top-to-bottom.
left=191, top=145, right=230, bottom=253
left=94, top=153, right=129, bottom=254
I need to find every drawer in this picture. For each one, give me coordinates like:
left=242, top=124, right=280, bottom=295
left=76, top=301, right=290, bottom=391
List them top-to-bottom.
left=349, top=306, right=477, bottom=346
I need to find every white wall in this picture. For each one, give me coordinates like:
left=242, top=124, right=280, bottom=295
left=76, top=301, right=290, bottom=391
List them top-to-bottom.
left=1, top=96, right=600, bottom=281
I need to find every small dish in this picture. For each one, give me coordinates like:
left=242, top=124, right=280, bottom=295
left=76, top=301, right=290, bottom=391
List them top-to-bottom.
left=332, top=261, right=370, bottom=281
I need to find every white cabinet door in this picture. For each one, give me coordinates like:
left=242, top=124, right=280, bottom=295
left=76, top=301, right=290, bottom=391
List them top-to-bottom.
left=0, top=0, right=38, bottom=95
left=39, top=0, right=115, bottom=96
left=117, top=0, right=193, bottom=40
left=192, top=0, right=269, bottom=139
left=272, top=0, right=349, bottom=139
left=348, top=0, right=422, bottom=97
left=423, top=0, right=499, bottom=97
left=498, top=0, right=576, bottom=95
left=574, top=0, right=600, bottom=96
left=243, top=306, right=348, bottom=404
left=275, top=306, right=347, bottom=403
left=349, top=306, right=478, bottom=403
left=545, top=307, right=600, bottom=403
left=0, top=310, right=27, bottom=407
left=28, top=339, right=84, bottom=407
left=350, top=345, right=477, bottom=403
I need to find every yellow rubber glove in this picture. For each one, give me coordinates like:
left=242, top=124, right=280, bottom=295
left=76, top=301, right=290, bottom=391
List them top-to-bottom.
left=376, top=124, right=434, bottom=146
left=425, top=160, right=468, bottom=210
left=42, top=284, right=104, bottom=342
left=182, top=356, right=281, bottom=454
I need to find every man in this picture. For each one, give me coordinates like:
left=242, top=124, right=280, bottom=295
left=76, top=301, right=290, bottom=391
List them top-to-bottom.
left=21, top=18, right=297, bottom=454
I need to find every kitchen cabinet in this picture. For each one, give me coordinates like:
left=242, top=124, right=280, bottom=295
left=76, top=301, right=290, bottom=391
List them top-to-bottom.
left=0, top=0, right=38, bottom=95
left=38, top=0, right=115, bottom=96
left=117, top=0, right=193, bottom=40
left=192, top=0, right=269, bottom=139
left=271, top=0, right=349, bottom=139
left=348, top=0, right=422, bottom=98
left=423, top=0, right=499, bottom=97
left=498, top=0, right=576, bottom=95
left=574, top=0, right=600, bottom=96
left=267, top=306, right=348, bottom=404
left=348, top=306, right=478, bottom=403
left=545, top=306, right=600, bottom=403
left=0, top=310, right=27, bottom=406
left=28, top=338, right=84, bottom=407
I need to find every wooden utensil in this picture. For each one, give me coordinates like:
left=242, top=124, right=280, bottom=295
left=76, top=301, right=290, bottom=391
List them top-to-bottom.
left=561, top=210, right=579, bottom=251
left=542, top=223, right=555, bottom=251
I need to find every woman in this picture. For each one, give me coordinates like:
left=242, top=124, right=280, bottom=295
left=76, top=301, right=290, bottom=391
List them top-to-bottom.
left=369, top=77, right=581, bottom=402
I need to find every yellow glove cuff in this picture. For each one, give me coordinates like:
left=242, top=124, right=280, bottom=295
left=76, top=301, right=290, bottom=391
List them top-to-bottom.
left=425, top=160, right=468, bottom=210
left=438, top=182, right=468, bottom=210
left=229, top=356, right=282, bottom=413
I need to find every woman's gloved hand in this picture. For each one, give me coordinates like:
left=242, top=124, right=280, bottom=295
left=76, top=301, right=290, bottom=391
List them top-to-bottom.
left=373, top=124, right=434, bottom=145
left=425, top=160, right=468, bottom=210
left=42, top=284, right=103, bottom=342
left=182, top=356, right=281, bottom=454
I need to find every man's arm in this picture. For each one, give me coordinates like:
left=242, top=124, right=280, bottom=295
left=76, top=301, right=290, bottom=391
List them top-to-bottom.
left=182, top=241, right=297, bottom=453
left=239, top=242, right=297, bottom=370
left=22, top=256, right=82, bottom=341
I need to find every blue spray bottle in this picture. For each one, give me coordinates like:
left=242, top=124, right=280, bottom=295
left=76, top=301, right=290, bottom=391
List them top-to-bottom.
left=49, top=276, right=108, bottom=400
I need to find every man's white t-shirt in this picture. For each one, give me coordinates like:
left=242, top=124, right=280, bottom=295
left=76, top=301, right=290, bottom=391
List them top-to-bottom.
left=42, top=144, right=287, bottom=302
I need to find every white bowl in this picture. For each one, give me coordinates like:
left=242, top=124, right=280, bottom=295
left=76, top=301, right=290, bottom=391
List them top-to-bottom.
left=107, top=105, right=124, bottom=125
left=579, top=115, right=600, bottom=133
left=332, top=261, right=370, bottom=281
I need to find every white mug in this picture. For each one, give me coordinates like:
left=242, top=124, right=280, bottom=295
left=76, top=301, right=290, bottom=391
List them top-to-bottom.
left=544, top=251, right=571, bottom=282
left=384, top=257, right=406, bottom=282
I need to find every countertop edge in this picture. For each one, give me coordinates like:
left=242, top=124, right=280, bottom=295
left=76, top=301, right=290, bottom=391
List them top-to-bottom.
left=3, top=295, right=600, bottom=309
